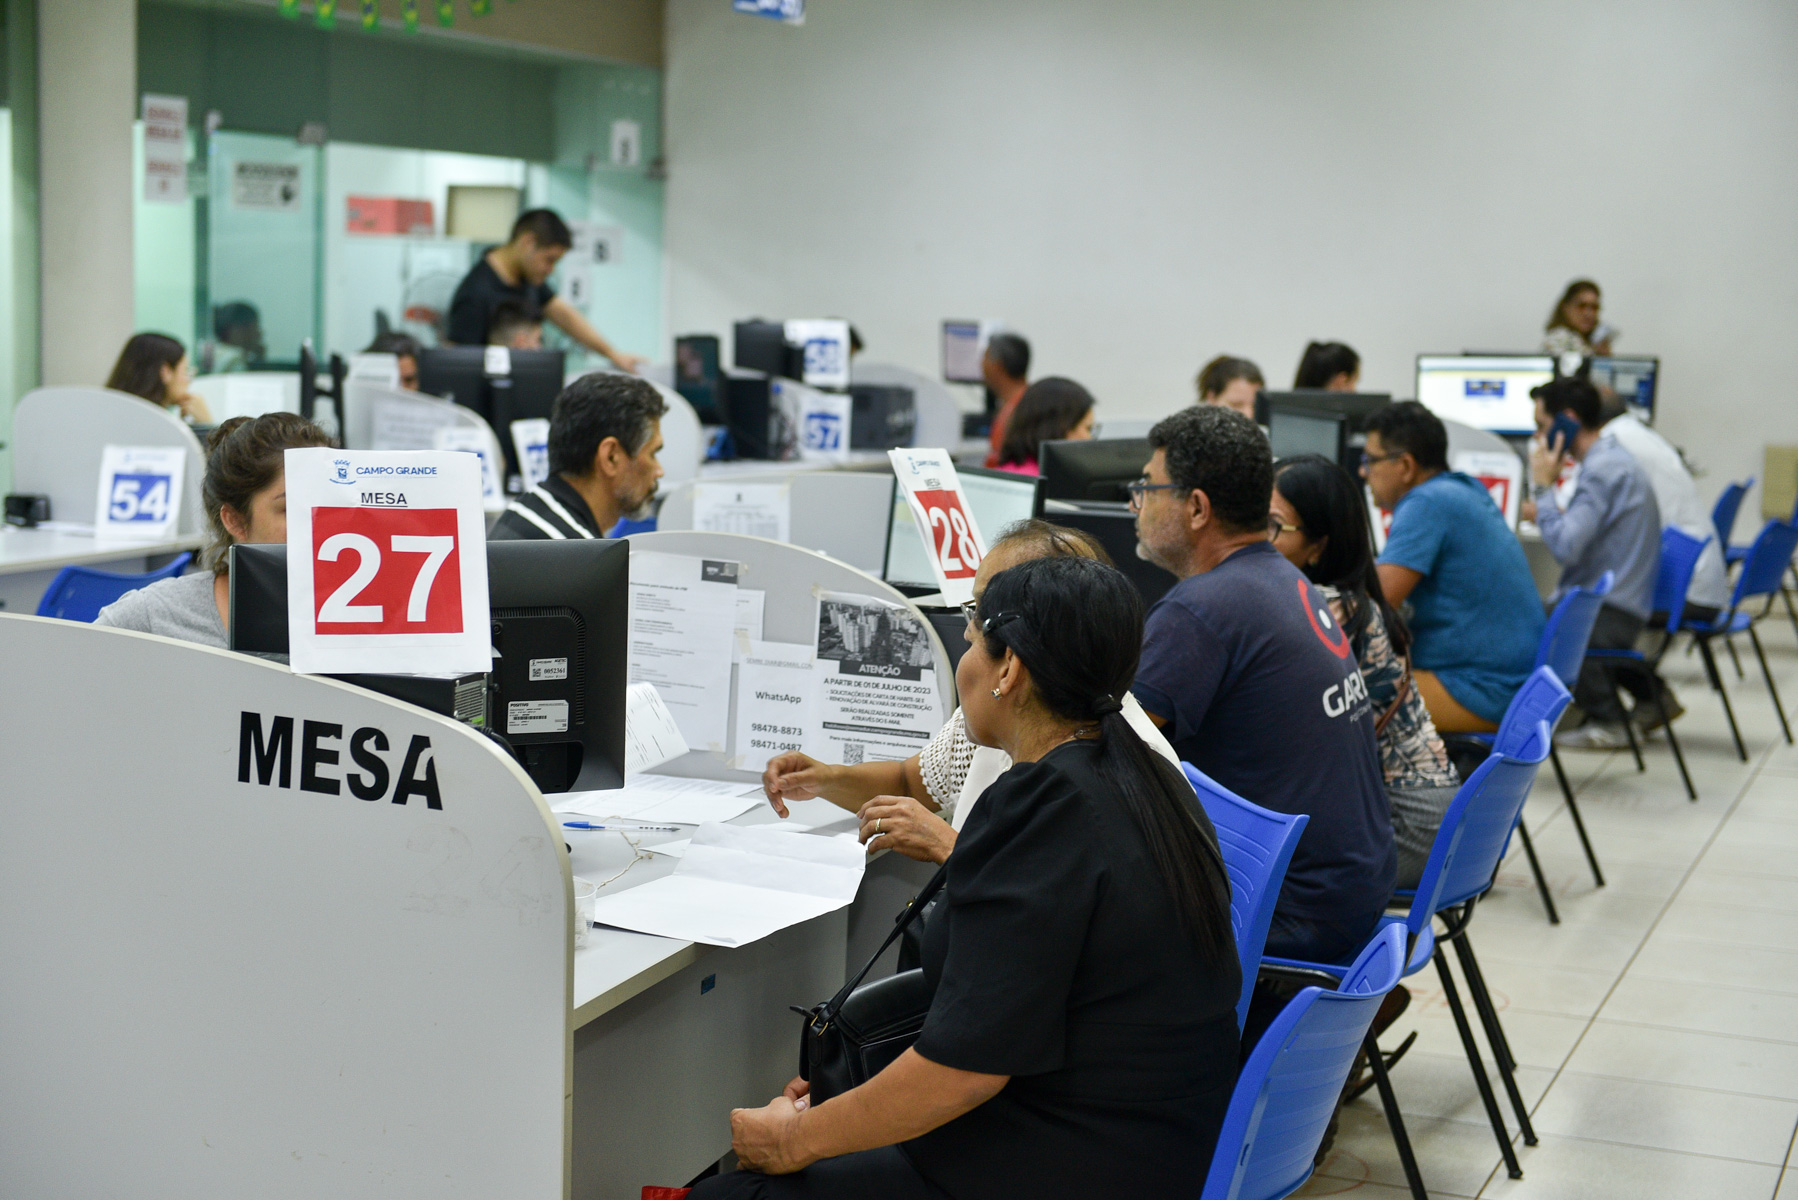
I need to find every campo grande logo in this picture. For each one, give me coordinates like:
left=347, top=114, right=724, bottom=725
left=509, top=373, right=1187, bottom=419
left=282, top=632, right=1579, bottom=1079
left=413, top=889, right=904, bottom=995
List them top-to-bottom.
left=332, top=459, right=354, bottom=484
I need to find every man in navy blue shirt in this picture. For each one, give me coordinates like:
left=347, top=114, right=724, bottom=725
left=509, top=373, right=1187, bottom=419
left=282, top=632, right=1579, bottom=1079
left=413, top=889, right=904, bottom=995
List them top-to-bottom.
left=1131, top=406, right=1395, bottom=977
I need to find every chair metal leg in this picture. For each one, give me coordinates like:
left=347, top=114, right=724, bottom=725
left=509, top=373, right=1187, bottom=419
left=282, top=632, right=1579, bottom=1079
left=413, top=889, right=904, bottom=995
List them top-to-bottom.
left=1783, top=582, right=1798, bottom=644
left=1750, top=627, right=1793, bottom=744
left=1725, top=635, right=1745, bottom=679
left=1696, top=637, right=1748, bottom=761
left=1659, top=694, right=1698, bottom=801
left=1620, top=704, right=1646, bottom=771
left=1549, top=748, right=1605, bottom=888
left=1515, top=822, right=1559, bottom=924
left=1452, top=932, right=1538, bottom=1146
left=1433, top=947, right=1523, bottom=1178
left=1364, top=1031, right=1430, bottom=1200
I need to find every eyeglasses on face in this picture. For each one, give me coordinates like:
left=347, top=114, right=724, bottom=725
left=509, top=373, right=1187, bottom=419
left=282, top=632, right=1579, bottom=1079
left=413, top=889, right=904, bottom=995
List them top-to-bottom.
left=1360, top=450, right=1404, bottom=469
left=1125, top=478, right=1186, bottom=512
left=1267, top=515, right=1302, bottom=538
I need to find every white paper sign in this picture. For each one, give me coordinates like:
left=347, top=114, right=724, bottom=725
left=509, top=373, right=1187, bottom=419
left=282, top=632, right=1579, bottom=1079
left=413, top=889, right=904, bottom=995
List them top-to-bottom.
left=142, top=94, right=187, bottom=204
left=610, top=119, right=642, bottom=167
left=231, top=161, right=301, bottom=212
left=782, top=319, right=851, bottom=390
left=484, top=346, right=512, bottom=377
left=347, top=353, right=403, bottom=387
left=797, top=386, right=853, bottom=463
left=371, top=393, right=458, bottom=450
left=510, top=418, right=551, bottom=490
left=433, top=426, right=504, bottom=509
left=94, top=445, right=187, bottom=544
left=283, top=448, right=491, bottom=675
left=887, top=448, right=989, bottom=606
left=1453, top=450, right=1526, bottom=531
left=692, top=481, right=791, bottom=542
left=627, top=552, right=738, bottom=752
left=735, top=589, right=767, bottom=646
left=808, top=591, right=941, bottom=765
left=732, top=640, right=816, bottom=769
left=625, top=682, right=690, bottom=776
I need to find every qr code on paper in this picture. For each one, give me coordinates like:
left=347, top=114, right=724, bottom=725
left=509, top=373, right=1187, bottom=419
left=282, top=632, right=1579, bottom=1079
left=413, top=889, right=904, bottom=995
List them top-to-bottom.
left=843, top=743, right=866, bottom=765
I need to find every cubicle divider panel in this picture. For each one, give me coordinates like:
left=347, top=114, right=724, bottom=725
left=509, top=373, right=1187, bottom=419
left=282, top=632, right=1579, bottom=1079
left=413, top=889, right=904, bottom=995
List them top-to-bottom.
left=851, top=360, right=967, bottom=453
left=11, top=386, right=207, bottom=533
left=655, top=471, right=897, bottom=578
left=0, top=617, right=570, bottom=1200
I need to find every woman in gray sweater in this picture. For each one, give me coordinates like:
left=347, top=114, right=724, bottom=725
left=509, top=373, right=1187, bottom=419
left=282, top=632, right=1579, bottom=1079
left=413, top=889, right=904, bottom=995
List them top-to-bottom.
left=95, top=412, right=332, bottom=646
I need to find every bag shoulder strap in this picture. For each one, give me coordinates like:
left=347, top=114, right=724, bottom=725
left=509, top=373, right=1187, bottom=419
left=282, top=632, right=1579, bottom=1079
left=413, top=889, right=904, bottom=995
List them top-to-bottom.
left=817, top=864, right=948, bottom=1019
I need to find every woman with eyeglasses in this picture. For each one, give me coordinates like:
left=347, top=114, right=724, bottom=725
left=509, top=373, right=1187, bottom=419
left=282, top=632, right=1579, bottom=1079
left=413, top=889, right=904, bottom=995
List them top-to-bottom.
left=1542, top=279, right=1614, bottom=358
left=1268, top=454, right=1460, bottom=889
left=760, top=520, right=1179, bottom=865
left=702, top=555, right=1239, bottom=1200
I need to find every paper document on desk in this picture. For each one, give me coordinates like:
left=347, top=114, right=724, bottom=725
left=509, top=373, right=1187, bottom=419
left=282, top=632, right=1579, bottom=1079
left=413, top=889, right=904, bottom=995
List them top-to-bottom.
left=628, top=552, right=738, bottom=752
left=625, top=682, right=690, bottom=775
left=551, top=773, right=764, bottom=825
left=589, top=823, right=866, bottom=947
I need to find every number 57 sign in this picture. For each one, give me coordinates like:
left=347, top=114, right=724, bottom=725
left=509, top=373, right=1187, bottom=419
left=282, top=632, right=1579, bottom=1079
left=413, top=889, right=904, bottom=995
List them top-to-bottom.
left=284, top=448, right=491, bottom=675
left=888, top=448, right=989, bottom=606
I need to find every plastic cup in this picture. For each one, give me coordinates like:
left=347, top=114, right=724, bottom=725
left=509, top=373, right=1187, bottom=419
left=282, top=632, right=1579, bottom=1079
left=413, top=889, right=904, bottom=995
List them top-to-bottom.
left=572, top=877, right=599, bottom=950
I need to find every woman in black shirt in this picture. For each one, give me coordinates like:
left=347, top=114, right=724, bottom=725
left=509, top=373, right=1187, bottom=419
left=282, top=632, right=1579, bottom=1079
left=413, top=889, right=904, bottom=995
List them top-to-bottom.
left=693, top=556, right=1241, bottom=1200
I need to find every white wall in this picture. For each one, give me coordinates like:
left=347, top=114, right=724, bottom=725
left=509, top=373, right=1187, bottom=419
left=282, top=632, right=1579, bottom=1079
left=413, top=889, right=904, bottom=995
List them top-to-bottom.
left=665, top=0, right=1798, bottom=514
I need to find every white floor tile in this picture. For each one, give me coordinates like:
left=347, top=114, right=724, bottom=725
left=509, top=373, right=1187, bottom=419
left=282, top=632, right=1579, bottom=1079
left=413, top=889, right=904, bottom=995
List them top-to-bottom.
left=1679, top=868, right=1798, bottom=912
left=1656, top=898, right=1798, bottom=950
left=1465, top=913, right=1650, bottom=975
left=1627, top=934, right=1798, bottom=997
left=1421, top=954, right=1617, bottom=1022
left=1598, top=975, right=1798, bottom=1043
left=1393, top=1006, right=1590, bottom=1071
left=1563, top=1021, right=1798, bottom=1100
left=1368, top=1049, right=1552, bottom=1128
left=1529, top=1071, right=1798, bottom=1163
left=1314, top=1106, right=1502, bottom=1197
left=1478, top=1134, right=1782, bottom=1199
left=1777, top=1167, right=1798, bottom=1199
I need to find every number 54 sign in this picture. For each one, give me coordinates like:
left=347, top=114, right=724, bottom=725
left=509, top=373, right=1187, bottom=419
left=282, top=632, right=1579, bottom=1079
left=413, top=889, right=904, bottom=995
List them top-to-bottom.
left=94, top=445, right=187, bottom=544
left=284, top=448, right=491, bottom=675
left=888, top=448, right=988, bottom=606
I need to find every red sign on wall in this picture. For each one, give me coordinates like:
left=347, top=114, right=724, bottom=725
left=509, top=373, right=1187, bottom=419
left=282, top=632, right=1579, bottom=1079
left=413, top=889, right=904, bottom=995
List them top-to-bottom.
left=346, top=196, right=436, bottom=236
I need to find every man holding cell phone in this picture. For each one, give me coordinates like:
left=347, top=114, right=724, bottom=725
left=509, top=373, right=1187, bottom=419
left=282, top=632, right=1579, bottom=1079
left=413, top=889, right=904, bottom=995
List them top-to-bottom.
left=1521, top=376, right=1663, bottom=749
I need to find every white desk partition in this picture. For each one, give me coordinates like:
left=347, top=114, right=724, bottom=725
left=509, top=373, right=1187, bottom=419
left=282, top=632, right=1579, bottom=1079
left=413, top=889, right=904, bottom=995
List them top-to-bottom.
left=852, top=360, right=965, bottom=452
left=568, top=369, right=704, bottom=495
left=189, top=371, right=302, bottom=422
left=341, top=381, right=508, bottom=510
left=11, top=386, right=207, bottom=533
left=656, top=471, right=896, bottom=577
left=0, top=616, right=568, bottom=1198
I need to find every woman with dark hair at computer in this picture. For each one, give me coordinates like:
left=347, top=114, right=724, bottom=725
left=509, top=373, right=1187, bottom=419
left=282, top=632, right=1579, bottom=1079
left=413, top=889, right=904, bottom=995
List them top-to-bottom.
left=1542, top=279, right=1613, bottom=357
left=105, top=332, right=214, bottom=425
left=1293, top=341, right=1360, bottom=392
left=1195, top=354, right=1264, bottom=419
left=993, top=377, right=1095, bottom=476
left=95, top=413, right=333, bottom=648
left=1268, top=454, right=1460, bottom=890
left=698, top=555, right=1239, bottom=1200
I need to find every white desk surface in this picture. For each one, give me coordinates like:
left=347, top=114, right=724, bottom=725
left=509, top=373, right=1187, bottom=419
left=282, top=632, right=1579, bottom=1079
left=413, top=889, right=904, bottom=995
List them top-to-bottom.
left=0, top=527, right=203, bottom=576
left=568, top=794, right=862, bottom=1028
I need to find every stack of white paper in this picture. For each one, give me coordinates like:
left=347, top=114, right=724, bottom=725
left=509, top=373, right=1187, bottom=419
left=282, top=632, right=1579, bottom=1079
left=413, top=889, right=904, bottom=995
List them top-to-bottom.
left=624, top=682, right=690, bottom=775
left=550, top=774, right=766, bottom=826
left=588, top=823, right=867, bottom=947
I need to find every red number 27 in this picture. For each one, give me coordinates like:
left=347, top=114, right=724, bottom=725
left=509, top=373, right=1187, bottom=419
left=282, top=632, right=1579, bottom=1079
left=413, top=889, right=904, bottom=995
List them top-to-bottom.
left=311, top=507, right=464, bottom=635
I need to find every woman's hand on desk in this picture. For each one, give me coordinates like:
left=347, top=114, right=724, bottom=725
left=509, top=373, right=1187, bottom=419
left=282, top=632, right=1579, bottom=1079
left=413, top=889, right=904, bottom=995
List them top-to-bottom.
left=762, top=752, right=837, bottom=818
left=859, top=796, right=956, bottom=864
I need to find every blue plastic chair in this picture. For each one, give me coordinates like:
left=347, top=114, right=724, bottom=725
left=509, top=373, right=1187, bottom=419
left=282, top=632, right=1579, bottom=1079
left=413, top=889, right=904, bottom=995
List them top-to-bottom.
left=1713, top=477, right=1752, bottom=567
left=606, top=516, right=657, bottom=537
left=1676, top=519, right=1798, bottom=757
left=1586, top=527, right=1704, bottom=799
left=35, top=553, right=193, bottom=622
left=1452, top=572, right=1612, bottom=922
left=1264, top=666, right=1571, bottom=1190
left=1182, top=763, right=1308, bottom=1032
left=1200, top=924, right=1407, bottom=1200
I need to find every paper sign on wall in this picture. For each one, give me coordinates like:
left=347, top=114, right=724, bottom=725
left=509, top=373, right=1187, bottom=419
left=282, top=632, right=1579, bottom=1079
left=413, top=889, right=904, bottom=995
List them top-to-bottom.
left=142, top=94, right=187, bottom=204
left=610, top=120, right=642, bottom=167
left=233, top=162, right=302, bottom=212
left=347, top=354, right=403, bottom=388
left=510, top=418, right=551, bottom=490
left=433, top=426, right=504, bottom=509
left=94, top=445, right=187, bottom=544
left=887, top=447, right=988, bottom=605
left=283, top=448, right=491, bottom=675
left=1452, top=450, right=1526, bottom=531
left=692, top=481, right=791, bottom=542
left=627, top=552, right=738, bottom=752
left=808, top=592, right=940, bottom=766
left=731, top=640, right=815, bottom=769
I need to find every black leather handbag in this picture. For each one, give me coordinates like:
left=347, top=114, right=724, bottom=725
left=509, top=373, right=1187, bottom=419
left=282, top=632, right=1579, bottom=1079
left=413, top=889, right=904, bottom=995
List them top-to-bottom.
left=796, top=865, right=948, bottom=1105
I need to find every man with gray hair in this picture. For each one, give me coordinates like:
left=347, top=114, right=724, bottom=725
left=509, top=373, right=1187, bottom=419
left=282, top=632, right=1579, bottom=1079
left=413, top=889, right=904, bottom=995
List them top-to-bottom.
left=491, top=373, right=667, bottom=540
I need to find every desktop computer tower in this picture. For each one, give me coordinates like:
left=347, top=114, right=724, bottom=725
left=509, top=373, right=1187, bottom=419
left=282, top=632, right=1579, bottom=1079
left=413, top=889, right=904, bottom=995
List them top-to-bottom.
left=723, top=371, right=801, bottom=460
left=849, top=384, right=917, bottom=450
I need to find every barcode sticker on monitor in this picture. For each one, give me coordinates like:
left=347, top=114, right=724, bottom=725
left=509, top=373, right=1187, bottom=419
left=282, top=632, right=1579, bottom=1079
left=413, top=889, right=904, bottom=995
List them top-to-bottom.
left=529, top=657, right=569, bottom=682
left=508, top=699, right=569, bottom=734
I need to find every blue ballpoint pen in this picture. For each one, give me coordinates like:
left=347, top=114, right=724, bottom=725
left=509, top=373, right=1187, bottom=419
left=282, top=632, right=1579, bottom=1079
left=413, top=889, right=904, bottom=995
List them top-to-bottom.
left=563, top=821, right=685, bottom=832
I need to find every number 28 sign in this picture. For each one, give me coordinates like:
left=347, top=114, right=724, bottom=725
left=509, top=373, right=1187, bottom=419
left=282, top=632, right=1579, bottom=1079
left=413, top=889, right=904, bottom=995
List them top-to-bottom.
left=284, top=448, right=491, bottom=676
left=888, top=449, right=989, bottom=606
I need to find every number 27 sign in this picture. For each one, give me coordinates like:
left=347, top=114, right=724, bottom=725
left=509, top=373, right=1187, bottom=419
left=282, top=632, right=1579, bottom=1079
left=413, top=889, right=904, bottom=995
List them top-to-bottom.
left=284, top=448, right=491, bottom=675
left=888, top=449, right=989, bottom=606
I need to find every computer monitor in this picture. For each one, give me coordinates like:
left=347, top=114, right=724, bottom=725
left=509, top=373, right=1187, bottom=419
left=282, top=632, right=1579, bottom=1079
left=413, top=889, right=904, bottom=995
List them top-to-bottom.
left=733, top=320, right=803, bottom=379
left=942, top=320, right=986, bottom=384
left=673, top=334, right=726, bottom=424
left=418, top=347, right=566, bottom=480
left=1415, top=355, right=1555, bottom=436
left=1587, top=355, right=1658, bottom=421
left=849, top=384, right=917, bottom=450
left=1254, top=391, right=1390, bottom=473
left=1266, top=403, right=1349, bottom=465
left=1037, top=438, right=1151, bottom=505
left=883, top=466, right=1042, bottom=589
left=1039, top=500, right=1178, bottom=609
left=228, top=538, right=629, bottom=794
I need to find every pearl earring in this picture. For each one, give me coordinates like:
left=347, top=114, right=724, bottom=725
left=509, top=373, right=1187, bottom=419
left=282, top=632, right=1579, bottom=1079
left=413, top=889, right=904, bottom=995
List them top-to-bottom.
left=990, top=688, right=1002, bottom=698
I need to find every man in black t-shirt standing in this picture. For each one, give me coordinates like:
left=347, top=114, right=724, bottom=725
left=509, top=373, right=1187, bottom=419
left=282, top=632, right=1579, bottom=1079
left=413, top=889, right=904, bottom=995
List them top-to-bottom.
left=445, top=209, right=644, bottom=373
left=1129, top=406, right=1395, bottom=976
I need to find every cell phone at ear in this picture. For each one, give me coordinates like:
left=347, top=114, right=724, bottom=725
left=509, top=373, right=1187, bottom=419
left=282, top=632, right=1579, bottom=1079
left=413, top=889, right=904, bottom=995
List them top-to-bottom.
left=1548, top=412, right=1582, bottom=453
